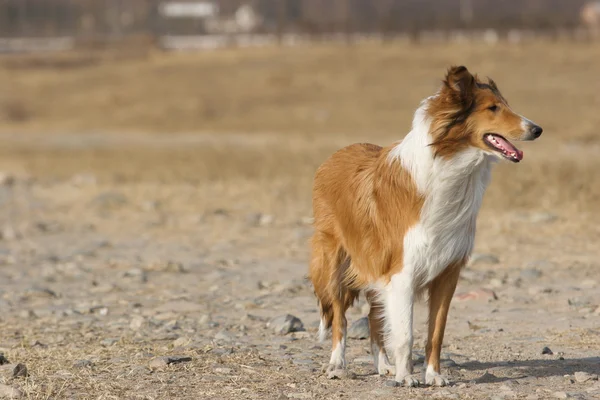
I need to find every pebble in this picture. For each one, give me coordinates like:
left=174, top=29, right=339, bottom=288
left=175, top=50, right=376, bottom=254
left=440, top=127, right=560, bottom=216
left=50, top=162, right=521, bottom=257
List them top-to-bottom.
left=0, top=172, right=15, bottom=186
left=90, top=192, right=128, bottom=209
left=527, top=212, right=557, bottom=224
left=300, top=217, right=314, bottom=225
left=468, top=253, right=500, bottom=266
left=520, top=268, right=543, bottom=280
left=454, top=288, right=497, bottom=302
left=268, top=314, right=304, bottom=335
left=129, top=316, right=145, bottom=331
left=347, top=317, right=370, bottom=339
left=214, top=331, right=233, bottom=342
left=172, top=337, right=189, bottom=347
left=100, top=338, right=119, bottom=347
left=542, top=346, right=553, bottom=355
left=0, top=354, right=8, bottom=365
left=148, top=356, right=192, bottom=369
left=73, top=360, right=94, bottom=369
left=0, top=364, right=27, bottom=379
left=214, top=367, right=232, bottom=374
left=327, top=368, right=357, bottom=380
left=475, top=371, right=498, bottom=383
left=574, top=371, right=598, bottom=383
left=385, top=380, right=400, bottom=387
left=0, top=384, right=22, bottom=399
left=552, top=392, right=569, bottom=399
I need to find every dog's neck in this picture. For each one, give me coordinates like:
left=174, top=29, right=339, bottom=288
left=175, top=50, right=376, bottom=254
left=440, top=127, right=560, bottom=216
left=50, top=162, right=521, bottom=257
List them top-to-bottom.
left=389, top=97, right=493, bottom=197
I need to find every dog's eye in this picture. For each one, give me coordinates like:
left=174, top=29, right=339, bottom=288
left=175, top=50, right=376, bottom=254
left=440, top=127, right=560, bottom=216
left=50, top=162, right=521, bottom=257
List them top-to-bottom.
left=488, top=105, right=498, bottom=112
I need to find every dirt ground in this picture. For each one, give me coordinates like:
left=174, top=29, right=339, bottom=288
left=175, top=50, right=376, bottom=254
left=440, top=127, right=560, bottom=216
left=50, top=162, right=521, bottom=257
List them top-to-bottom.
left=0, top=42, right=599, bottom=399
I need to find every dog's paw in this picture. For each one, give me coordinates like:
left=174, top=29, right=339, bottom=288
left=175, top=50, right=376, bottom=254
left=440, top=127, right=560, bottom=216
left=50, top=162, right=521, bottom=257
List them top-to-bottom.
left=322, top=363, right=344, bottom=374
left=425, top=369, right=450, bottom=387
left=403, top=375, right=420, bottom=387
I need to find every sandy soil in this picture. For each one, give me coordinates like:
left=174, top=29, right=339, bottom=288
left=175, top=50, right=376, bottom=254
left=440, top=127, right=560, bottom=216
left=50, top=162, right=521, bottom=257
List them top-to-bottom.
left=0, top=130, right=597, bottom=399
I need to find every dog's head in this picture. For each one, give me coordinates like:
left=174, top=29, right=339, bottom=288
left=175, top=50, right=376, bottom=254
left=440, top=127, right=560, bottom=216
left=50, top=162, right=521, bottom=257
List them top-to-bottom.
left=427, top=66, right=542, bottom=162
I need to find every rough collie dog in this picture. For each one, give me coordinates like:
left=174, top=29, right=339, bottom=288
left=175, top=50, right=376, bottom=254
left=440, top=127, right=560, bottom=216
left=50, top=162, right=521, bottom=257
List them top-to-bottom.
left=308, top=66, right=542, bottom=387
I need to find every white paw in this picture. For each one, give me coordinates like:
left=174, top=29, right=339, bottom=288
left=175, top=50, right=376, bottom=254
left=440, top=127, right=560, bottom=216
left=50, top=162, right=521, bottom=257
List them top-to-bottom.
left=322, top=363, right=345, bottom=373
left=425, top=365, right=451, bottom=387
left=402, top=375, right=420, bottom=387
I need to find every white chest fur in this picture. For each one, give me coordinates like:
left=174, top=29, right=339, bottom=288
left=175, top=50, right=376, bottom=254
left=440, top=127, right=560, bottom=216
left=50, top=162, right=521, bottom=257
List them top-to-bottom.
left=389, top=104, right=493, bottom=287
left=405, top=150, right=492, bottom=286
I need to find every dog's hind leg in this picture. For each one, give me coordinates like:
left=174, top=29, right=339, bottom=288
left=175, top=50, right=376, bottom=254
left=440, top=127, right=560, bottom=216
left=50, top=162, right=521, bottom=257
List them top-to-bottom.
left=367, top=290, right=395, bottom=376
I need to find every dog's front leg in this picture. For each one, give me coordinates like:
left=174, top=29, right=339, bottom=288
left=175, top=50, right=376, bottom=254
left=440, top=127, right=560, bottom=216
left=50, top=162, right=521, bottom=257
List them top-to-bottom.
left=384, top=271, right=419, bottom=387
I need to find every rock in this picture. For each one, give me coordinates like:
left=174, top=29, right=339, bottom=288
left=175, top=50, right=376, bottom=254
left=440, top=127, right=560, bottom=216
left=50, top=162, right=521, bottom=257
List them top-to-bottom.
left=0, top=173, right=15, bottom=186
left=71, top=173, right=97, bottom=187
left=90, top=192, right=128, bottom=209
left=528, top=212, right=557, bottom=224
left=248, top=213, right=274, bottom=227
left=300, top=217, right=314, bottom=225
left=0, top=226, right=18, bottom=241
left=468, top=253, right=499, bottom=266
left=520, top=269, right=542, bottom=280
left=528, top=286, right=553, bottom=296
left=25, top=287, right=57, bottom=299
left=454, top=288, right=497, bottom=302
left=268, top=314, right=304, bottom=335
left=129, top=316, right=145, bottom=331
left=348, top=317, right=370, bottom=340
left=214, top=331, right=232, bottom=342
left=173, top=337, right=189, bottom=347
left=100, top=338, right=119, bottom=347
left=542, top=347, right=553, bottom=355
left=0, top=355, right=8, bottom=366
left=148, top=356, right=191, bottom=370
left=148, top=357, right=168, bottom=370
left=73, top=360, right=93, bottom=369
left=0, top=364, right=27, bottom=379
left=129, top=366, right=151, bottom=376
left=214, top=367, right=232, bottom=374
left=327, top=369, right=356, bottom=380
left=475, top=371, right=498, bottom=384
left=574, top=371, right=598, bottom=383
left=385, top=380, right=400, bottom=387
left=0, top=384, right=22, bottom=399
left=552, top=392, right=569, bottom=399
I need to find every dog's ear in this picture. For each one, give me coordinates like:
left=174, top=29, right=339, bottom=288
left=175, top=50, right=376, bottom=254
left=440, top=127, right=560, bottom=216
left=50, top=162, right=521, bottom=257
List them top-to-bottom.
left=443, top=66, right=476, bottom=108
left=445, top=66, right=475, bottom=96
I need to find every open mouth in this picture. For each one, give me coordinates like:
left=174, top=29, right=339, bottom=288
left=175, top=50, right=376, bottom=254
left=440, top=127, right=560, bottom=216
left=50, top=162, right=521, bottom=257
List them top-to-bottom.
left=483, top=134, right=523, bottom=162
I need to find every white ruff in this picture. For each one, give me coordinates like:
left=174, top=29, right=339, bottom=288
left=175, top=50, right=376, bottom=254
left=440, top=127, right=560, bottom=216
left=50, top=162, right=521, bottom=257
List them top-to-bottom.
left=383, top=96, right=494, bottom=383
left=389, top=97, right=493, bottom=287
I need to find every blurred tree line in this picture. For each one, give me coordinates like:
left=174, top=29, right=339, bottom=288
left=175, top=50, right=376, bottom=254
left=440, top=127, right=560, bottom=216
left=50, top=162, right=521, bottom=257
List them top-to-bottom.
left=0, top=0, right=590, bottom=39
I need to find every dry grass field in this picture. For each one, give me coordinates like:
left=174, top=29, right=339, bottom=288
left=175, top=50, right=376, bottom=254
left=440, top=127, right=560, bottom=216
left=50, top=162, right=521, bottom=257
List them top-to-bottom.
left=0, top=41, right=598, bottom=399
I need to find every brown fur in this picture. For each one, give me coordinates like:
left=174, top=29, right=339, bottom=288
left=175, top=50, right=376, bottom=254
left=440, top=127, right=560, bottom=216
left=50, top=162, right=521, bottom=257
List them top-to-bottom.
left=309, top=66, right=539, bottom=381
left=308, top=142, right=423, bottom=354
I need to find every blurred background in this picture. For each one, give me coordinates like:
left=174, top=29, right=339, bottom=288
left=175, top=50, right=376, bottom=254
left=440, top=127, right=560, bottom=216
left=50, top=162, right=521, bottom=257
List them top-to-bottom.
left=0, top=0, right=598, bottom=211
left=0, top=1, right=599, bottom=398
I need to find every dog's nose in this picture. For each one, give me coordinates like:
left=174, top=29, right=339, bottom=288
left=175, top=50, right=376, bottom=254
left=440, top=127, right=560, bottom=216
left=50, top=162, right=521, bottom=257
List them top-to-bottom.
left=530, top=125, right=543, bottom=138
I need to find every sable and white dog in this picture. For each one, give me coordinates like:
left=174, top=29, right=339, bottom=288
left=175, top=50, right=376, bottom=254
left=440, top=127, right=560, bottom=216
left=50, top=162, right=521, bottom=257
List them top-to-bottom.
left=308, top=66, right=542, bottom=387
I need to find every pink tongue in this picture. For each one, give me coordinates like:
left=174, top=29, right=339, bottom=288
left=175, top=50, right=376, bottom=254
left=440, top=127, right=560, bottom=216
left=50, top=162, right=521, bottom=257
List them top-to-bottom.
left=494, top=135, right=523, bottom=160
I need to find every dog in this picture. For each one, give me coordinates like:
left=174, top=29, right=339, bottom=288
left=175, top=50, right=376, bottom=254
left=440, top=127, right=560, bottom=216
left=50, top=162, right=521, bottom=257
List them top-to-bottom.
left=308, top=66, right=542, bottom=387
